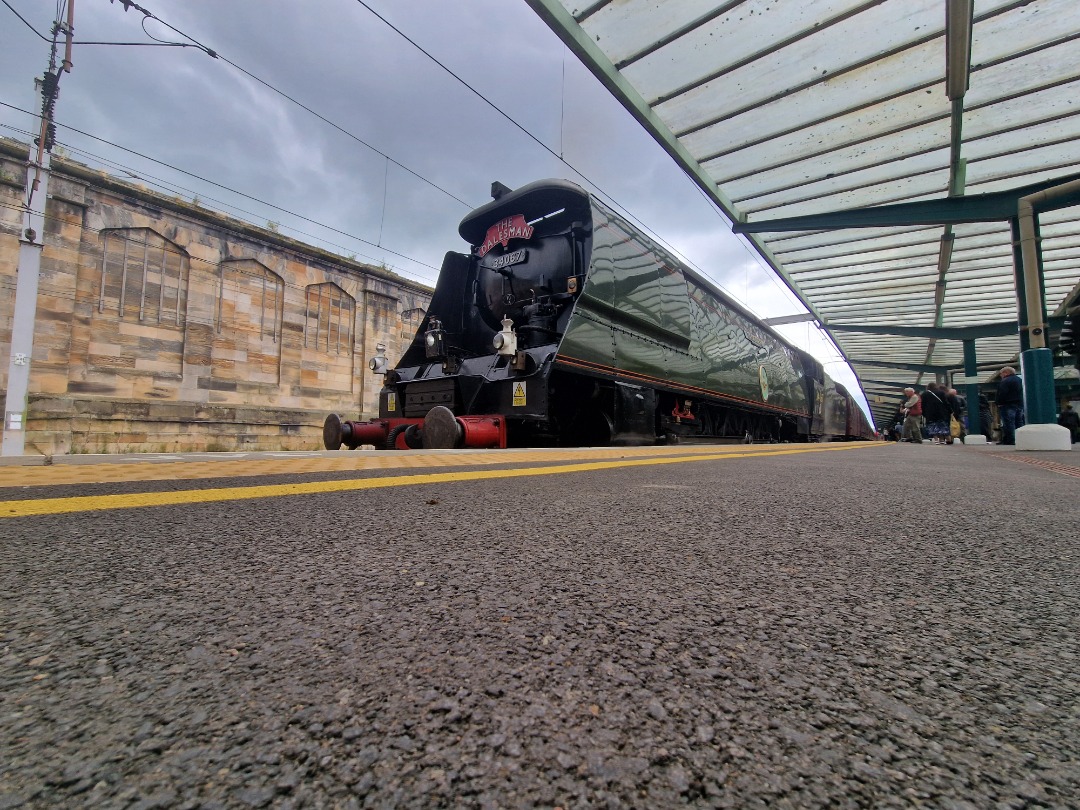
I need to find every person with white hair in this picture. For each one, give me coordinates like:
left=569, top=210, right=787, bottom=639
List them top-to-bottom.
left=900, top=387, right=923, bottom=443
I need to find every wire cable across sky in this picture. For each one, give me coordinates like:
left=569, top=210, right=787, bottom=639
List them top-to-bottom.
left=1, top=0, right=50, bottom=41
left=3, top=0, right=826, bottom=328
left=89, top=0, right=758, bottom=306
left=0, top=100, right=441, bottom=276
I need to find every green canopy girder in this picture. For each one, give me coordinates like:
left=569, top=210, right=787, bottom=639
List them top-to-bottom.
left=733, top=173, right=1080, bottom=234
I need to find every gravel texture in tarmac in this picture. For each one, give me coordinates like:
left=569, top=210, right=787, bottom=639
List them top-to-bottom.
left=1, top=444, right=1078, bottom=808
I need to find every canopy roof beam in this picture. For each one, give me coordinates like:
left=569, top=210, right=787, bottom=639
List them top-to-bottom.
left=733, top=173, right=1080, bottom=234
left=762, top=312, right=816, bottom=326
left=827, top=317, right=1066, bottom=341
left=852, top=358, right=1013, bottom=373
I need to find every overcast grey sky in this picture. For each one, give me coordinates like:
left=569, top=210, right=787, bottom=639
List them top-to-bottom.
left=1, top=0, right=870, bottom=419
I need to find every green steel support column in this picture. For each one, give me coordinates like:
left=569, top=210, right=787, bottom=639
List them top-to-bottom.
left=1015, top=196, right=1056, bottom=424
left=1009, top=218, right=1031, bottom=353
left=962, top=339, right=981, bottom=435
left=1020, top=348, right=1057, bottom=424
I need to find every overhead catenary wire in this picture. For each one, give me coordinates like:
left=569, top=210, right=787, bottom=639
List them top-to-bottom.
left=1, top=0, right=50, bottom=41
left=12, top=0, right=836, bottom=349
left=99, top=0, right=756, bottom=311
left=348, top=0, right=760, bottom=309
left=68, top=40, right=199, bottom=47
left=0, top=101, right=442, bottom=276
left=0, top=119, right=440, bottom=283
left=0, top=197, right=432, bottom=298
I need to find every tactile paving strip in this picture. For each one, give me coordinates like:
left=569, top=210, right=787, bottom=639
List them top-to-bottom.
left=0, top=443, right=886, bottom=489
left=1, top=443, right=884, bottom=518
left=994, top=454, right=1080, bottom=478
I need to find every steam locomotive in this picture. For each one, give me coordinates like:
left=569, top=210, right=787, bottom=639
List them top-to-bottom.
left=323, top=179, right=874, bottom=451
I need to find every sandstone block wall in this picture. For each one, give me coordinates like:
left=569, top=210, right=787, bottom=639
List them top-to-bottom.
left=0, top=140, right=432, bottom=455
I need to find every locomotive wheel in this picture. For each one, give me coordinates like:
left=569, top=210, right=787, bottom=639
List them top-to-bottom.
left=569, top=407, right=613, bottom=447
left=322, top=413, right=343, bottom=450
left=384, top=425, right=408, bottom=450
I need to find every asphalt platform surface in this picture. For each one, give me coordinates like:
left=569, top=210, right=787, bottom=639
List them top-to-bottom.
left=1, top=442, right=1078, bottom=809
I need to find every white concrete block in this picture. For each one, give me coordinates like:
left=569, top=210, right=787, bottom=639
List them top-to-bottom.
left=1015, top=424, right=1073, bottom=451
left=963, top=434, right=988, bottom=445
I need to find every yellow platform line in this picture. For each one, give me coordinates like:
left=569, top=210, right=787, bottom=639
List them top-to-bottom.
left=0, top=442, right=881, bottom=488
left=1, top=443, right=878, bottom=518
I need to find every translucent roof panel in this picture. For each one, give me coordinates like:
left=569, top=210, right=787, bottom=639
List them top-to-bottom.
left=527, top=0, right=1080, bottom=429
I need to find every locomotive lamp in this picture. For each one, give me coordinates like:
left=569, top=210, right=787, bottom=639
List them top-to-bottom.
left=493, top=317, right=517, bottom=356
left=424, top=318, right=446, bottom=359
left=368, top=342, right=388, bottom=374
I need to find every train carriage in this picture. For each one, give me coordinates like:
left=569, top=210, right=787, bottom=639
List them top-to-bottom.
left=324, top=179, right=874, bottom=450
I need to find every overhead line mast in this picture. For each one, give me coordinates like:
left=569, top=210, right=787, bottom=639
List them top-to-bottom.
left=2, top=1, right=74, bottom=456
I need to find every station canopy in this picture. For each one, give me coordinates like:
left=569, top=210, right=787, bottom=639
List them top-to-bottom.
left=526, top=0, right=1080, bottom=428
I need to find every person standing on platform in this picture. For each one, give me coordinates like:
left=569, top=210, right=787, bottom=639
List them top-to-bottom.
left=996, top=366, right=1025, bottom=446
left=921, top=383, right=952, bottom=444
left=946, top=387, right=967, bottom=442
left=900, top=388, right=922, bottom=443
left=978, top=393, right=994, bottom=442
left=1057, top=404, right=1079, bottom=443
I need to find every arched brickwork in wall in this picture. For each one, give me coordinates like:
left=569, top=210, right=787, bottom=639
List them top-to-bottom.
left=0, top=140, right=433, bottom=454
left=89, top=227, right=189, bottom=384
left=212, top=258, right=284, bottom=386
left=300, top=282, right=355, bottom=399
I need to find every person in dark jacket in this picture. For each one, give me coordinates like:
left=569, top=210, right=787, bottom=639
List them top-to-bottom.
left=996, top=366, right=1025, bottom=445
left=921, top=382, right=952, bottom=444
left=978, top=393, right=993, bottom=441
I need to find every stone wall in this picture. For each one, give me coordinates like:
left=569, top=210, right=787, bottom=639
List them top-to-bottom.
left=0, top=139, right=432, bottom=455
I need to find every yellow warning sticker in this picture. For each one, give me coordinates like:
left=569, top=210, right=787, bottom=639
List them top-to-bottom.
left=512, top=382, right=526, bottom=407
left=387, top=393, right=397, bottom=413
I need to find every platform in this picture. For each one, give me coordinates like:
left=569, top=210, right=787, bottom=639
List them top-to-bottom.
left=1, top=442, right=1076, bottom=807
